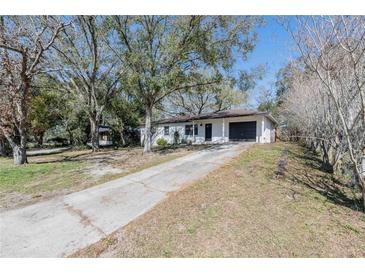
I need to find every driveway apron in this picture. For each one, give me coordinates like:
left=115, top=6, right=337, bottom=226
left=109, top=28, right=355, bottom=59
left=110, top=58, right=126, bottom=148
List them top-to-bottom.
left=0, top=143, right=251, bottom=257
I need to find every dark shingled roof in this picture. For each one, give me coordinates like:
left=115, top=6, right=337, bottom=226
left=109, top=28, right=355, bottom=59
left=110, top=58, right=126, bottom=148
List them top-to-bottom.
left=153, top=109, right=277, bottom=125
left=98, top=125, right=111, bottom=133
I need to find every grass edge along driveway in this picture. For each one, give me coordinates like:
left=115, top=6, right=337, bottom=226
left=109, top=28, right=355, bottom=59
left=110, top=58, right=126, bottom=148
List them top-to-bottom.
left=72, top=143, right=365, bottom=258
left=0, top=145, right=200, bottom=209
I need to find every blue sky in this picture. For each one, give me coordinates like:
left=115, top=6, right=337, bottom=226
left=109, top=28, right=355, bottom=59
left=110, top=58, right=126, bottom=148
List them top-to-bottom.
left=235, top=16, right=297, bottom=107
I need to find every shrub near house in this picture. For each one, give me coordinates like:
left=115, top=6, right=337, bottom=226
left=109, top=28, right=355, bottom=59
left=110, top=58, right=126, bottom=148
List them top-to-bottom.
left=156, top=138, right=168, bottom=147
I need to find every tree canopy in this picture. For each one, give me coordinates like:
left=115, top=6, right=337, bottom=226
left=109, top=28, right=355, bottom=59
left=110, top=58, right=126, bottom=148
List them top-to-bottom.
left=106, top=16, right=261, bottom=152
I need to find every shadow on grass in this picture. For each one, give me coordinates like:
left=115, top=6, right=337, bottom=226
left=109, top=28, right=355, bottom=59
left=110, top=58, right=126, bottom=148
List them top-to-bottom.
left=32, top=143, right=242, bottom=165
left=32, top=144, right=207, bottom=164
left=286, top=146, right=362, bottom=212
left=26, top=147, right=72, bottom=157
left=288, top=149, right=328, bottom=173
left=31, top=150, right=95, bottom=164
left=290, top=172, right=362, bottom=212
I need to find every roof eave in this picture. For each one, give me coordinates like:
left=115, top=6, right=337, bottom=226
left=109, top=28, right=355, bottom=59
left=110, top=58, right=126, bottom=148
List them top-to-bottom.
left=152, top=112, right=277, bottom=125
left=264, top=113, right=278, bottom=125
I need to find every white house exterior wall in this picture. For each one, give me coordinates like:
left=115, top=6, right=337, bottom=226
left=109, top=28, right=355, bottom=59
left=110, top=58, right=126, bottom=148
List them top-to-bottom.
left=140, top=115, right=275, bottom=146
left=263, top=116, right=275, bottom=143
left=99, top=140, right=113, bottom=146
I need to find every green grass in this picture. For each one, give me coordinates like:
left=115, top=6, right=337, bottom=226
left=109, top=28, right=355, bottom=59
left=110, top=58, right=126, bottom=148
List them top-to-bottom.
left=0, top=157, right=85, bottom=195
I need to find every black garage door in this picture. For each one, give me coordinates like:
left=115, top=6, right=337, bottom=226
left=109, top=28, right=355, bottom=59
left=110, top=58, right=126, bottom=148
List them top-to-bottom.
left=229, top=121, right=256, bottom=141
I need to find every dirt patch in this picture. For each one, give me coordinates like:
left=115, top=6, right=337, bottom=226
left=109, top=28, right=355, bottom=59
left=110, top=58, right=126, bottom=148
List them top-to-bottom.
left=1, top=145, right=203, bottom=210
left=274, top=146, right=288, bottom=178
left=87, top=164, right=125, bottom=177
left=0, top=192, right=34, bottom=211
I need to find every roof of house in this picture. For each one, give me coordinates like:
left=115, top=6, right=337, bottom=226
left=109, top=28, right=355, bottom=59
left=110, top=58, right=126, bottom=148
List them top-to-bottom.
left=153, top=109, right=278, bottom=125
left=98, top=125, right=112, bottom=133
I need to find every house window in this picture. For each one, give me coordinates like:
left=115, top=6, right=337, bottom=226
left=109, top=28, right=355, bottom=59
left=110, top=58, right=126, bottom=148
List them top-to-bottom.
left=185, top=124, right=198, bottom=136
left=185, top=125, right=193, bottom=135
left=164, top=126, right=169, bottom=136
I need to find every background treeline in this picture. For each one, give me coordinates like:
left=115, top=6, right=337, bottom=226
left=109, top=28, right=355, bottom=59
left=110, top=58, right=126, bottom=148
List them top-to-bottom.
left=0, top=15, right=263, bottom=163
left=1, top=16, right=364, bottom=209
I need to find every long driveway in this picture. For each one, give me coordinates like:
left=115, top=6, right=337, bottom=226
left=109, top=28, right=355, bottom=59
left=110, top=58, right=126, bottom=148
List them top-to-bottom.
left=0, top=143, right=250, bottom=257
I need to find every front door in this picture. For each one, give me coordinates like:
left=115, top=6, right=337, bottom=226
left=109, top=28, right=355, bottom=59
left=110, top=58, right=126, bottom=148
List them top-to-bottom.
left=205, top=123, right=212, bottom=141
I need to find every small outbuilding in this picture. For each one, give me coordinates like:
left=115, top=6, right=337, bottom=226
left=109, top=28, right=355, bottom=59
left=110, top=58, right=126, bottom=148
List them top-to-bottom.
left=140, top=109, right=277, bottom=146
left=98, top=125, right=113, bottom=146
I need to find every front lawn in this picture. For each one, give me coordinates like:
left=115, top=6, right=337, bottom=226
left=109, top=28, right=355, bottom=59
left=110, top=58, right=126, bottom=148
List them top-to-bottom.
left=72, top=142, right=365, bottom=257
left=0, top=145, right=202, bottom=209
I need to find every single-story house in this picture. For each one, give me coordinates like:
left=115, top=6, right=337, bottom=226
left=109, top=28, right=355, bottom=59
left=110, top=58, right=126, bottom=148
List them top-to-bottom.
left=140, top=109, right=277, bottom=146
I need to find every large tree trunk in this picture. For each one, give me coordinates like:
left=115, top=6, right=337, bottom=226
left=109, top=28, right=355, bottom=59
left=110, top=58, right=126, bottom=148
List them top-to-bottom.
left=143, top=106, right=153, bottom=153
left=89, top=115, right=100, bottom=152
left=1, top=128, right=28, bottom=165
left=16, top=128, right=28, bottom=164
left=120, top=130, right=126, bottom=147
left=0, top=138, right=6, bottom=156
left=320, top=140, right=333, bottom=172
left=13, top=145, right=27, bottom=165
left=356, top=171, right=365, bottom=211
left=362, top=185, right=365, bottom=211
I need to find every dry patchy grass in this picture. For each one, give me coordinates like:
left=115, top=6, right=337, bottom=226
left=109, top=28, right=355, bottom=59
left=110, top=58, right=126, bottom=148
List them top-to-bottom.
left=72, top=143, right=365, bottom=258
left=0, top=145, right=200, bottom=209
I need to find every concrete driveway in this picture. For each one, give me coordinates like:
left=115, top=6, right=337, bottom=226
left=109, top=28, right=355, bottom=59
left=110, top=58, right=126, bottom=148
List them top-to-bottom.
left=0, top=143, right=251, bottom=257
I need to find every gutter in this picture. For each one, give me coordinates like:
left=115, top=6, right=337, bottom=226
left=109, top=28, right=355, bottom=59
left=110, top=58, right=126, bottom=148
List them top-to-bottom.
left=139, top=112, right=278, bottom=127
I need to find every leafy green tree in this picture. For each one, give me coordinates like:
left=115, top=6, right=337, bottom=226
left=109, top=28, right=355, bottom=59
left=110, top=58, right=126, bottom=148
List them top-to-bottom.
left=53, top=16, right=121, bottom=151
left=107, top=16, right=261, bottom=153
left=257, top=60, right=302, bottom=117
left=275, top=60, right=300, bottom=105
left=257, top=62, right=299, bottom=115
left=30, top=76, right=89, bottom=147
left=52, top=85, right=89, bottom=146
left=257, top=88, right=278, bottom=113
left=29, top=89, right=60, bottom=146
left=104, top=92, right=143, bottom=146
left=258, top=101, right=277, bottom=112
left=60, top=103, right=89, bottom=146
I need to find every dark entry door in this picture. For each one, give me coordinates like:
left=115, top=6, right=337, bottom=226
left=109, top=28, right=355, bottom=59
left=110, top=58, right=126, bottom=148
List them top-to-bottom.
left=229, top=121, right=256, bottom=141
left=205, top=123, right=212, bottom=141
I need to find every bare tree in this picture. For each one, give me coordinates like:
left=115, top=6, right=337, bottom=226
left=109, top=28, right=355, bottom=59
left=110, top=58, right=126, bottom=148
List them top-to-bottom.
left=0, top=16, right=66, bottom=164
left=282, top=16, right=365, bottom=209
left=280, top=69, right=345, bottom=171
left=166, top=79, right=247, bottom=115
